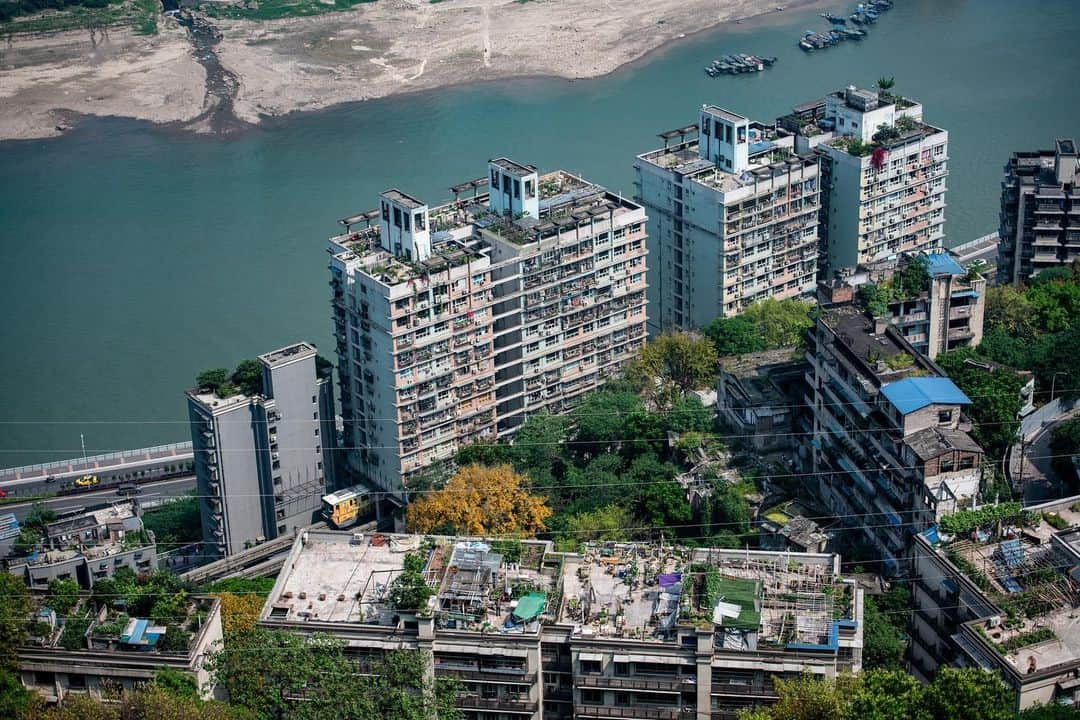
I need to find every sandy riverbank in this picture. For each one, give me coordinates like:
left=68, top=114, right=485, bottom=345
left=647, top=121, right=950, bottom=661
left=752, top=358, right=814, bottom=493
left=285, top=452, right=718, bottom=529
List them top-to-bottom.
left=0, top=0, right=819, bottom=141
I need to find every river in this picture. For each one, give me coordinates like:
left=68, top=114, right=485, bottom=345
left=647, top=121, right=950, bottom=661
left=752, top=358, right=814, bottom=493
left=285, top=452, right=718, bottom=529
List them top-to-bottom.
left=1, top=0, right=1078, bottom=465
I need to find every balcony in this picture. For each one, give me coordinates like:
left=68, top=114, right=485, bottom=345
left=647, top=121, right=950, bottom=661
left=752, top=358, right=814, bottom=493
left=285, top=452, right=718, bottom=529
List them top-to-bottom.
left=577, top=675, right=690, bottom=692
left=711, top=683, right=777, bottom=698
left=455, top=695, right=537, bottom=714
left=575, top=705, right=694, bottom=720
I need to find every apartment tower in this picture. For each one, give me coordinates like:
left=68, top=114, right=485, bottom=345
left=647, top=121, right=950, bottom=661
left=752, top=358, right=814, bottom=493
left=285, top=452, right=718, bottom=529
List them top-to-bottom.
left=780, top=86, right=949, bottom=279
left=635, top=105, right=821, bottom=332
left=997, top=138, right=1080, bottom=284
left=329, top=159, right=647, bottom=496
left=187, top=342, right=335, bottom=557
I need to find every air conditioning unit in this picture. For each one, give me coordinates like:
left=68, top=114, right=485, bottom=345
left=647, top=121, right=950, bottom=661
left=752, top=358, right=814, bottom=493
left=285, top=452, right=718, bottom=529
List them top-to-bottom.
left=987, top=615, right=1002, bottom=628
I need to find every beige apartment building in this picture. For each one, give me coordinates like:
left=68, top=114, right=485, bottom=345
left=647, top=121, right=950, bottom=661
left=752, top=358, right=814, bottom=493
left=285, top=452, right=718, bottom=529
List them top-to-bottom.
left=780, top=86, right=949, bottom=278
left=635, top=105, right=821, bottom=332
left=329, top=159, right=647, bottom=495
left=260, top=531, right=863, bottom=720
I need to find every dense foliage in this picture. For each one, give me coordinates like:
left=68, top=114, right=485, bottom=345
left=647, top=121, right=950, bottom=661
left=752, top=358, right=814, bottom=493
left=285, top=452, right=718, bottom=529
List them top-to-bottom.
left=0, top=0, right=119, bottom=24
left=856, top=255, right=931, bottom=317
left=704, top=298, right=814, bottom=356
left=625, top=331, right=718, bottom=408
left=936, top=348, right=1026, bottom=462
left=195, top=359, right=263, bottom=398
left=1050, top=417, right=1080, bottom=478
left=406, top=464, right=552, bottom=536
left=142, top=496, right=203, bottom=546
left=939, top=502, right=1022, bottom=535
left=861, top=586, right=909, bottom=670
left=209, top=630, right=461, bottom=720
left=738, top=667, right=1016, bottom=720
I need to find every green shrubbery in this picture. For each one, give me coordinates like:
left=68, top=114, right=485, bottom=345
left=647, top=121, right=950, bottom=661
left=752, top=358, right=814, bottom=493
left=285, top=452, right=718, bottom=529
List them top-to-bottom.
left=939, top=503, right=1023, bottom=535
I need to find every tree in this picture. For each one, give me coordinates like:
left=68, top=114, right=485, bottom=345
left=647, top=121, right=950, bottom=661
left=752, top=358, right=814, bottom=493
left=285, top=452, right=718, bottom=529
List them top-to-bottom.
left=877, top=76, right=895, bottom=92
left=1028, top=277, right=1080, bottom=333
left=986, top=285, right=1036, bottom=341
left=742, top=298, right=815, bottom=349
left=703, top=314, right=765, bottom=356
left=626, top=332, right=718, bottom=406
left=937, top=348, right=1025, bottom=462
left=231, top=359, right=264, bottom=396
left=195, top=368, right=229, bottom=392
left=572, top=385, right=643, bottom=450
left=666, top=394, right=713, bottom=434
left=506, top=412, right=571, bottom=483
left=1050, top=417, right=1080, bottom=479
left=406, top=464, right=552, bottom=537
left=23, top=502, right=57, bottom=532
left=556, top=505, right=633, bottom=550
left=12, top=527, right=40, bottom=556
left=386, top=553, right=434, bottom=611
left=0, top=573, right=32, bottom=672
left=46, top=578, right=80, bottom=616
left=217, top=592, right=265, bottom=634
left=862, top=594, right=907, bottom=670
left=209, top=631, right=459, bottom=720
left=153, top=667, right=199, bottom=700
left=920, top=667, right=1014, bottom=720
left=847, top=669, right=922, bottom=720
left=1020, top=704, right=1080, bottom=720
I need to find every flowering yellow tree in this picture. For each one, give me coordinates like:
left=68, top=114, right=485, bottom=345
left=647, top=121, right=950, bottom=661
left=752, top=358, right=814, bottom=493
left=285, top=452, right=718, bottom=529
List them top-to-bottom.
left=406, top=464, right=551, bottom=537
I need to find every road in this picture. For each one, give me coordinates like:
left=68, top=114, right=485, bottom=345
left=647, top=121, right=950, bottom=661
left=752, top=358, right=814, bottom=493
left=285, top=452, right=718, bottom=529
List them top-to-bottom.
left=1021, top=411, right=1080, bottom=504
left=0, top=476, right=196, bottom=521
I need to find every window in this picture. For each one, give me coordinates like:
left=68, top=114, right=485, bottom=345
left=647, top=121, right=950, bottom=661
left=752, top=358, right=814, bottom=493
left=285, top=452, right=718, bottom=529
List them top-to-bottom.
left=381, top=202, right=389, bottom=221
left=393, top=207, right=401, bottom=228
left=403, top=213, right=410, bottom=231
left=938, top=410, right=953, bottom=424
left=940, top=458, right=955, bottom=473
left=580, top=660, right=602, bottom=675
left=613, top=662, right=629, bottom=676
left=66, top=674, right=87, bottom=690
left=581, top=689, right=604, bottom=704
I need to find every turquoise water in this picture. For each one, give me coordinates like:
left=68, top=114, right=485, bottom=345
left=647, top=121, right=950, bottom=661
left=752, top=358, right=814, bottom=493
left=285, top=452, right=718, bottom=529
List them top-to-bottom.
left=1, top=0, right=1078, bottom=464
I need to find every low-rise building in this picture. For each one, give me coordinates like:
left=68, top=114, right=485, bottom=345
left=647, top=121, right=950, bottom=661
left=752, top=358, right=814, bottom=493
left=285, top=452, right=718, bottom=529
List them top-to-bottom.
left=998, top=138, right=1080, bottom=285
left=805, top=305, right=984, bottom=574
left=716, top=348, right=803, bottom=451
left=910, top=498, right=1080, bottom=712
left=759, top=500, right=829, bottom=554
left=7, top=503, right=157, bottom=589
left=260, top=531, right=862, bottom=720
left=18, top=595, right=222, bottom=705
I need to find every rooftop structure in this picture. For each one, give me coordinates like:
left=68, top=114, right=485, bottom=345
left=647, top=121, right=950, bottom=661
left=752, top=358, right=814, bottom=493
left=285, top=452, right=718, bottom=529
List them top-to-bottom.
left=781, top=87, right=949, bottom=277
left=636, top=105, right=820, bottom=331
left=997, top=139, right=1080, bottom=285
left=329, top=159, right=647, bottom=495
left=716, top=347, right=805, bottom=451
left=910, top=498, right=1080, bottom=711
left=262, top=531, right=862, bottom=720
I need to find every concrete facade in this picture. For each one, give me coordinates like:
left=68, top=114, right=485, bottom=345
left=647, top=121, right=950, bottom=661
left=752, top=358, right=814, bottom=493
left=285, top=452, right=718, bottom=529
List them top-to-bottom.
left=781, top=87, right=949, bottom=279
left=635, top=106, right=821, bottom=332
left=998, top=138, right=1080, bottom=285
left=329, top=160, right=647, bottom=496
left=804, top=306, right=984, bottom=575
left=187, top=342, right=332, bottom=557
left=715, top=348, right=803, bottom=451
left=260, top=531, right=862, bottom=720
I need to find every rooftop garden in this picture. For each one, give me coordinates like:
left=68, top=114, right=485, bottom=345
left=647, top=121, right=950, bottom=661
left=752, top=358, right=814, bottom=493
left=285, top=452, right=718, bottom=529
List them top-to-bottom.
left=856, top=255, right=932, bottom=316
left=195, top=360, right=263, bottom=399
left=29, top=568, right=209, bottom=654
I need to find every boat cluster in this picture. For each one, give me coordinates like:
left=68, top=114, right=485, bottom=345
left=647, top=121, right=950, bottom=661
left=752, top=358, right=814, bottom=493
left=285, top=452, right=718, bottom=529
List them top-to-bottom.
left=799, top=1, right=893, bottom=52
left=704, top=54, right=778, bottom=77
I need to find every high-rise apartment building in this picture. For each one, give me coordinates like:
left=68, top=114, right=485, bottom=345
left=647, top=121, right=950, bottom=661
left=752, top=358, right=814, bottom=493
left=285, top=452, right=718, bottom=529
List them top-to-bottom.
left=780, top=86, right=949, bottom=278
left=635, top=105, right=821, bottom=332
left=997, top=138, right=1080, bottom=285
left=329, top=160, right=647, bottom=496
left=804, top=305, right=983, bottom=575
left=187, top=342, right=335, bottom=557
left=262, top=531, right=863, bottom=720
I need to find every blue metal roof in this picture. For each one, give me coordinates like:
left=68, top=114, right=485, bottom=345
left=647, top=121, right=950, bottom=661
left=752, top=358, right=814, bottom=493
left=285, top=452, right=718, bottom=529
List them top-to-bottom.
left=924, top=252, right=964, bottom=277
left=881, top=377, right=971, bottom=414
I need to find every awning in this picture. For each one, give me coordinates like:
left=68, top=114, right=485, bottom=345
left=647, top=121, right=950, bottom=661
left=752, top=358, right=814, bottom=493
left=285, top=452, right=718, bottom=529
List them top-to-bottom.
left=578, top=652, right=604, bottom=662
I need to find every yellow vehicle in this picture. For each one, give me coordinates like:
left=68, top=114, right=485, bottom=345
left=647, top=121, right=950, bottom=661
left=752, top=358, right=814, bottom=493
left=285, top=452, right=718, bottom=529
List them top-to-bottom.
left=74, top=474, right=99, bottom=488
left=321, top=485, right=373, bottom=529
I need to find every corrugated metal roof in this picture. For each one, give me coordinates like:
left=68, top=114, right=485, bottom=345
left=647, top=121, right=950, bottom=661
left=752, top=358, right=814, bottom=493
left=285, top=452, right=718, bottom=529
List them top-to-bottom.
left=924, top=252, right=964, bottom=277
left=881, top=377, right=971, bottom=414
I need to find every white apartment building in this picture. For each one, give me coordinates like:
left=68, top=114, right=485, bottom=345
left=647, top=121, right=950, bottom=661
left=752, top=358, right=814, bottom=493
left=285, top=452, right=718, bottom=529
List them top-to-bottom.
left=781, top=86, right=949, bottom=278
left=636, top=106, right=821, bottom=332
left=329, top=159, right=648, bottom=495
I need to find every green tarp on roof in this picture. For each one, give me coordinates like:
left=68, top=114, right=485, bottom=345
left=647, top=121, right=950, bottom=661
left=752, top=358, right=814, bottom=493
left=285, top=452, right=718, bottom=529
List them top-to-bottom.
left=713, top=578, right=760, bottom=631
left=513, top=592, right=547, bottom=621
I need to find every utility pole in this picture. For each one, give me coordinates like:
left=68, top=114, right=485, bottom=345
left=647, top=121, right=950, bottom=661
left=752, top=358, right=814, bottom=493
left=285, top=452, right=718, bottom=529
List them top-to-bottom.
left=1050, top=371, right=1069, bottom=403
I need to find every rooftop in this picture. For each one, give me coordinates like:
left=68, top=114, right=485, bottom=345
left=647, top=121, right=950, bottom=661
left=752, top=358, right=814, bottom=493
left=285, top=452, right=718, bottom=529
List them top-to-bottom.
left=638, top=138, right=816, bottom=195
left=925, top=252, right=965, bottom=277
left=820, top=304, right=935, bottom=382
left=260, top=342, right=316, bottom=368
left=880, top=377, right=971, bottom=415
left=906, top=425, right=983, bottom=461
left=931, top=502, right=1080, bottom=674
left=264, top=532, right=856, bottom=649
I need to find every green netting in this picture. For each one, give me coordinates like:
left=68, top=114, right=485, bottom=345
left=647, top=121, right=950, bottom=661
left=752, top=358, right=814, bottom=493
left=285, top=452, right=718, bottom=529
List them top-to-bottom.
left=513, top=592, right=547, bottom=621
